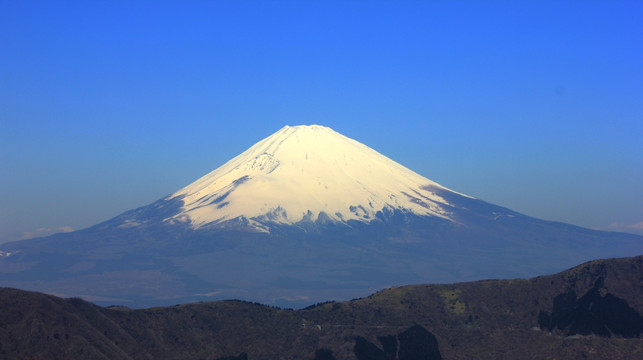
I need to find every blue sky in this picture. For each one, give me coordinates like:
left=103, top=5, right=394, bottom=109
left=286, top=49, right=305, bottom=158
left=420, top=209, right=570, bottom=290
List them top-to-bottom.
left=1, top=1, right=642, bottom=242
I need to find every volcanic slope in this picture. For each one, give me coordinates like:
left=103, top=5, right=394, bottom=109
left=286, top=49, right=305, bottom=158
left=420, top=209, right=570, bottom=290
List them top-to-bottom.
left=169, top=124, right=460, bottom=231
left=0, top=125, right=641, bottom=308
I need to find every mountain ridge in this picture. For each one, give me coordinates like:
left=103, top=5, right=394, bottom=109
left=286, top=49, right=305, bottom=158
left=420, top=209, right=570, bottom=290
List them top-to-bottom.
left=1, top=255, right=641, bottom=360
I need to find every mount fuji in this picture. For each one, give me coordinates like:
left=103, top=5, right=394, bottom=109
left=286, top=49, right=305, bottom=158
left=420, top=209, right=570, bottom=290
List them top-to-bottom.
left=169, top=124, right=458, bottom=231
left=1, top=125, right=641, bottom=308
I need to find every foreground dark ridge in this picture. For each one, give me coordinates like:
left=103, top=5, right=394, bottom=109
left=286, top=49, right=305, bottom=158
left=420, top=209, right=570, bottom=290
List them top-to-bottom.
left=1, top=256, right=642, bottom=360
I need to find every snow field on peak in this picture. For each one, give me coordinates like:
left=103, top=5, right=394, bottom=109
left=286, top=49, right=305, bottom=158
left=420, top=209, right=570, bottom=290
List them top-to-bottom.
left=170, top=125, right=460, bottom=230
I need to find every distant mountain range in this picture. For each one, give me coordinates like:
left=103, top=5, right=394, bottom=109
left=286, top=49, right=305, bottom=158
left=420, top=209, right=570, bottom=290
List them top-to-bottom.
left=0, top=125, right=641, bottom=307
left=1, top=255, right=641, bottom=360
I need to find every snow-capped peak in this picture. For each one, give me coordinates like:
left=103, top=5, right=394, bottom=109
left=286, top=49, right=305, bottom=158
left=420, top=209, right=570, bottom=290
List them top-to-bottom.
left=169, top=125, right=464, bottom=231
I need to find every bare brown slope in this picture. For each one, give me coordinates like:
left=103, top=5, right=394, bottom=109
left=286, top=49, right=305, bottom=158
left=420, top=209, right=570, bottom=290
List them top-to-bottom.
left=1, top=256, right=641, bottom=360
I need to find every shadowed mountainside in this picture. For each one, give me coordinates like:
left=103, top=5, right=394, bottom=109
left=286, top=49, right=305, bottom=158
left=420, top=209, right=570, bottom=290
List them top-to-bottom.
left=1, top=256, right=641, bottom=360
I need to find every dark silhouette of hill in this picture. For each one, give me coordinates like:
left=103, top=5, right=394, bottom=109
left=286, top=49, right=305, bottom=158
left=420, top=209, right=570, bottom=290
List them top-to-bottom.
left=1, top=256, right=641, bottom=360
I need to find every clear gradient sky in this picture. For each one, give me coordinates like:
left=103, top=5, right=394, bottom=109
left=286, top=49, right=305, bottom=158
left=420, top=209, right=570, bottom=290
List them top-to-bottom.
left=1, top=1, right=642, bottom=242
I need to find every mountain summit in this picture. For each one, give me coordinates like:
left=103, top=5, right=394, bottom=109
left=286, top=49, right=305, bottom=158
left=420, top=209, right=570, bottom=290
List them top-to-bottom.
left=1, top=125, right=641, bottom=308
left=170, top=125, right=458, bottom=232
